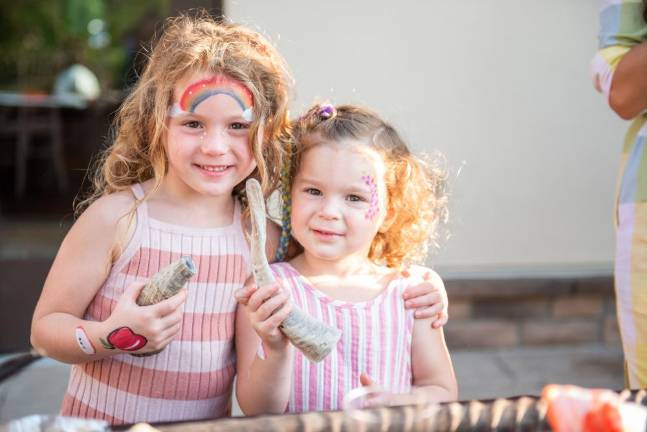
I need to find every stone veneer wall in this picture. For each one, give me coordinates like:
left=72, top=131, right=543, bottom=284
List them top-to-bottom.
left=443, top=276, right=621, bottom=349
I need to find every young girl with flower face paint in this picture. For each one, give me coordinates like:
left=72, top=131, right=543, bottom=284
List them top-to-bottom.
left=29, top=14, right=447, bottom=425
left=236, top=104, right=457, bottom=415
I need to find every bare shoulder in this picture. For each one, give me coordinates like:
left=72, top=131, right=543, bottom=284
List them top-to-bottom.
left=33, top=189, right=138, bottom=320
left=72, top=190, right=138, bottom=262
left=80, top=190, right=135, bottom=224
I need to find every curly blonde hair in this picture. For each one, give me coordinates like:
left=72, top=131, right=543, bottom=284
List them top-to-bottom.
left=76, top=11, right=293, bottom=215
left=286, top=104, right=448, bottom=268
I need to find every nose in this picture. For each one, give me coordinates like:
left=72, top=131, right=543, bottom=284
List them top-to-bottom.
left=200, top=128, right=228, bottom=155
left=318, top=197, right=341, bottom=220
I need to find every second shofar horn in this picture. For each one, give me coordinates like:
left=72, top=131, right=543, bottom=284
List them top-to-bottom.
left=245, top=178, right=341, bottom=362
left=132, top=256, right=197, bottom=356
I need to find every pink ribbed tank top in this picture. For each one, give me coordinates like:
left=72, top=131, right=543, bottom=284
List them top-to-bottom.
left=61, top=184, right=250, bottom=425
left=270, top=262, right=415, bottom=413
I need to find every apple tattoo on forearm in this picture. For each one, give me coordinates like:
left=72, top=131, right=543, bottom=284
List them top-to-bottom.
left=100, top=327, right=148, bottom=351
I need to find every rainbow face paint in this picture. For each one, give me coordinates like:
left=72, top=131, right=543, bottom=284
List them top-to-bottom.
left=169, top=74, right=254, bottom=121
left=361, top=175, right=379, bottom=220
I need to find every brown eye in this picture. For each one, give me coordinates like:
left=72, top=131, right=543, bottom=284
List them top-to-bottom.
left=183, top=121, right=201, bottom=129
left=231, top=122, right=250, bottom=130
left=305, top=188, right=321, bottom=196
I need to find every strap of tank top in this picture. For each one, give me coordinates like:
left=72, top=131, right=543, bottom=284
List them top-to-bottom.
left=107, top=183, right=148, bottom=275
left=130, top=183, right=149, bottom=221
left=232, top=197, right=243, bottom=229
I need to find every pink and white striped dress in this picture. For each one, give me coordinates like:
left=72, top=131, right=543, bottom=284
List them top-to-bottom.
left=61, top=184, right=250, bottom=425
left=270, top=262, right=415, bottom=413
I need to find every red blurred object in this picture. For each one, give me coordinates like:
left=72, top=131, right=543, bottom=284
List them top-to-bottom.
left=543, top=384, right=632, bottom=432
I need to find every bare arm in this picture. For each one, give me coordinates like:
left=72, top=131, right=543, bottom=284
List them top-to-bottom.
left=609, top=40, right=647, bottom=119
left=30, top=192, right=186, bottom=363
left=31, top=194, right=128, bottom=362
left=235, top=278, right=293, bottom=415
left=360, top=314, right=458, bottom=406
left=409, top=317, right=458, bottom=402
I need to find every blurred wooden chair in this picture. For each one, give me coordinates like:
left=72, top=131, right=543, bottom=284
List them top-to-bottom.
left=0, top=93, right=85, bottom=198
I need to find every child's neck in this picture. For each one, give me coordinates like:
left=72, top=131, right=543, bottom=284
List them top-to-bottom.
left=144, top=178, right=236, bottom=228
left=290, top=252, right=395, bottom=303
left=292, top=253, right=374, bottom=278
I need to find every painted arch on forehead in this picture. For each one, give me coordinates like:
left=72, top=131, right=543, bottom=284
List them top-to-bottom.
left=168, top=74, right=254, bottom=121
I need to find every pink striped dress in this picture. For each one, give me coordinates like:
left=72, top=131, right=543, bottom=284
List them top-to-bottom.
left=61, top=184, right=250, bottom=425
left=270, top=262, right=415, bottom=413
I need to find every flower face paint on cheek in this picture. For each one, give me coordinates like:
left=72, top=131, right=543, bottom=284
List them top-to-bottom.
left=168, top=74, right=254, bottom=121
left=361, top=175, right=379, bottom=220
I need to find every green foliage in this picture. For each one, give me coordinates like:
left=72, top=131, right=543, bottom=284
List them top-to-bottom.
left=0, top=0, right=168, bottom=92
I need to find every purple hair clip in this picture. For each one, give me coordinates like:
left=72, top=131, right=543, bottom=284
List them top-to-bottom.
left=318, top=104, right=335, bottom=119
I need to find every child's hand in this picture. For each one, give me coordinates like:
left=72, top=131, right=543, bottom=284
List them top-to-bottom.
left=401, top=267, right=448, bottom=328
left=234, top=278, right=256, bottom=307
left=102, top=281, right=187, bottom=354
left=238, top=282, right=291, bottom=352
left=348, top=373, right=390, bottom=408
left=360, top=373, right=376, bottom=387
left=358, top=374, right=426, bottom=407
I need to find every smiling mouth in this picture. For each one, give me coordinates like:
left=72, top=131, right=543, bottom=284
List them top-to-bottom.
left=195, top=164, right=231, bottom=172
left=312, top=228, right=342, bottom=237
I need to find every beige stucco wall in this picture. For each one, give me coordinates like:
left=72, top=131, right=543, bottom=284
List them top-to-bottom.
left=227, top=0, right=627, bottom=277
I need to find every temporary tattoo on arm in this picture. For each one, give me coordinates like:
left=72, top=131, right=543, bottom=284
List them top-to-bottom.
left=362, top=175, right=379, bottom=220
left=75, top=326, right=96, bottom=355
left=99, top=326, right=148, bottom=351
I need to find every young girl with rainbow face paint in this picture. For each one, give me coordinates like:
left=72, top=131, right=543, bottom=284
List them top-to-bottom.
left=29, top=14, right=447, bottom=426
left=236, top=104, right=458, bottom=415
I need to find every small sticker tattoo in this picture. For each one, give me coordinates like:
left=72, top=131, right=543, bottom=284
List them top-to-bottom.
left=362, top=175, right=379, bottom=220
left=75, top=326, right=96, bottom=355
left=99, top=326, right=148, bottom=352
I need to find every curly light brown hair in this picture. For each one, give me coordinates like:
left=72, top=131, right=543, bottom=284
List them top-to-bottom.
left=76, top=11, right=293, bottom=215
left=286, top=104, right=448, bottom=268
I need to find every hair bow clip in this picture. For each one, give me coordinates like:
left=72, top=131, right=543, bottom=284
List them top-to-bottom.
left=318, top=104, right=335, bottom=119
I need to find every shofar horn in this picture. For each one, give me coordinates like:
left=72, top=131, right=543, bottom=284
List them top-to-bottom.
left=245, top=179, right=341, bottom=362
left=132, top=256, right=196, bottom=356
left=136, top=256, right=196, bottom=306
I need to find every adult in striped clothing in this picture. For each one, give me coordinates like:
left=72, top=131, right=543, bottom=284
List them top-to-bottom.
left=592, top=0, right=647, bottom=388
left=236, top=104, right=458, bottom=414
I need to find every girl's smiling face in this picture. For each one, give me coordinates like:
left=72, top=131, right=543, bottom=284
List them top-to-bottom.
left=164, top=71, right=256, bottom=198
left=290, top=142, right=388, bottom=263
